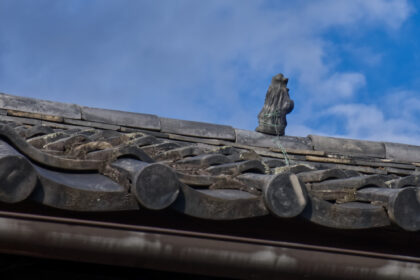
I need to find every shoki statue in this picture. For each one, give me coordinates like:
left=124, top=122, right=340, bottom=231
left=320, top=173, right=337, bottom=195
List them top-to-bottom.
left=256, top=73, right=294, bottom=136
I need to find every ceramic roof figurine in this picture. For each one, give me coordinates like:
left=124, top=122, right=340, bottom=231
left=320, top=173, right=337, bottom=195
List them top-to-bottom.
left=256, top=73, right=294, bottom=136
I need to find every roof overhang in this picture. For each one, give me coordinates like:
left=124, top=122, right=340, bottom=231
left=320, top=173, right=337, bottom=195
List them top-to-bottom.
left=0, top=210, right=419, bottom=280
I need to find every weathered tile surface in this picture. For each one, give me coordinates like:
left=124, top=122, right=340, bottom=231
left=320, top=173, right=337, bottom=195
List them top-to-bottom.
left=0, top=93, right=81, bottom=119
left=82, top=106, right=160, bottom=131
left=7, top=109, right=64, bottom=122
left=0, top=114, right=42, bottom=125
left=161, top=117, right=235, bottom=140
left=64, top=118, right=120, bottom=130
left=235, top=129, right=312, bottom=150
left=309, top=134, right=386, bottom=158
left=384, top=142, right=420, bottom=163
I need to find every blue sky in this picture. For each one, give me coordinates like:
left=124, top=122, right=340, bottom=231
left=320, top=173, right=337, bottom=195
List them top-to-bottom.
left=1, top=0, right=420, bottom=144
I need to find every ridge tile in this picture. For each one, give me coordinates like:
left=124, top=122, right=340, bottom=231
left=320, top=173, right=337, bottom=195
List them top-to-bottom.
left=0, top=93, right=81, bottom=119
left=81, top=106, right=160, bottom=131
left=160, top=117, right=235, bottom=140
left=235, top=129, right=312, bottom=150
left=309, top=135, right=385, bottom=158
left=384, top=142, right=420, bottom=163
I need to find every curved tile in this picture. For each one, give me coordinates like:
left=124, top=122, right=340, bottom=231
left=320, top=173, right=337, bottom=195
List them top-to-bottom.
left=0, top=124, right=102, bottom=170
left=23, top=125, right=55, bottom=139
left=27, top=131, right=71, bottom=149
left=0, top=140, right=37, bottom=203
left=86, top=145, right=154, bottom=163
left=155, top=146, right=208, bottom=162
left=176, top=154, right=232, bottom=168
left=111, top=158, right=180, bottom=210
left=206, top=160, right=265, bottom=176
left=32, top=165, right=139, bottom=211
left=297, top=168, right=348, bottom=183
left=176, top=172, right=225, bottom=187
left=237, top=172, right=308, bottom=217
left=263, top=173, right=308, bottom=218
left=308, top=174, right=391, bottom=201
left=310, top=174, right=388, bottom=191
left=385, top=175, right=420, bottom=189
left=172, top=184, right=268, bottom=220
left=356, top=187, right=420, bottom=231
left=301, top=197, right=391, bottom=229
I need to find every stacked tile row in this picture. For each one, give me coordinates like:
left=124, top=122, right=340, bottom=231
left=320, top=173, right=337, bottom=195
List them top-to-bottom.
left=0, top=120, right=419, bottom=231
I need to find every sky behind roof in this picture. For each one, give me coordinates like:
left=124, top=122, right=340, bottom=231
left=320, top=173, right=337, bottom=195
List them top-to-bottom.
left=1, top=0, right=420, bottom=144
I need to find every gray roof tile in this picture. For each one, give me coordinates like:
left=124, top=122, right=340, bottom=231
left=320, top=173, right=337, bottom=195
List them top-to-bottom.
left=0, top=92, right=81, bottom=119
left=81, top=106, right=160, bottom=130
left=160, top=117, right=236, bottom=140
left=235, top=129, right=312, bottom=150
left=309, top=134, right=386, bottom=158
left=385, top=142, right=420, bottom=163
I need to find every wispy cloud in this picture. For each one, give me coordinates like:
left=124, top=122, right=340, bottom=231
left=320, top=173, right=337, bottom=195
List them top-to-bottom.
left=325, top=93, right=420, bottom=145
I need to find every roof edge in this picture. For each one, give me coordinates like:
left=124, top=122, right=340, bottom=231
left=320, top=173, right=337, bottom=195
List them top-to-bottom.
left=1, top=212, right=419, bottom=280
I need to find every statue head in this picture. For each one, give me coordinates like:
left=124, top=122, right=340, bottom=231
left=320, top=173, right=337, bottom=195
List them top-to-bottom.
left=272, top=73, right=289, bottom=87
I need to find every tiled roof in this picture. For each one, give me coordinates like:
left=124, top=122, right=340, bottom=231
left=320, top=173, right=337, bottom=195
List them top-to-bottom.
left=0, top=92, right=419, bottom=233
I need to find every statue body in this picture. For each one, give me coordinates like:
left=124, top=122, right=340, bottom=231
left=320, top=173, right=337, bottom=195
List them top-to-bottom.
left=256, top=73, right=294, bottom=136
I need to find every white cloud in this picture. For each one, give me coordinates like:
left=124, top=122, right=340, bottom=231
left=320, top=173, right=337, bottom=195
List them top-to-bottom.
left=295, top=0, right=411, bottom=31
left=360, top=0, right=413, bottom=29
left=343, top=46, right=384, bottom=67
left=320, top=73, right=366, bottom=99
left=384, top=90, right=420, bottom=119
left=325, top=100, right=420, bottom=145
left=286, top=124, right=319, bottom=138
